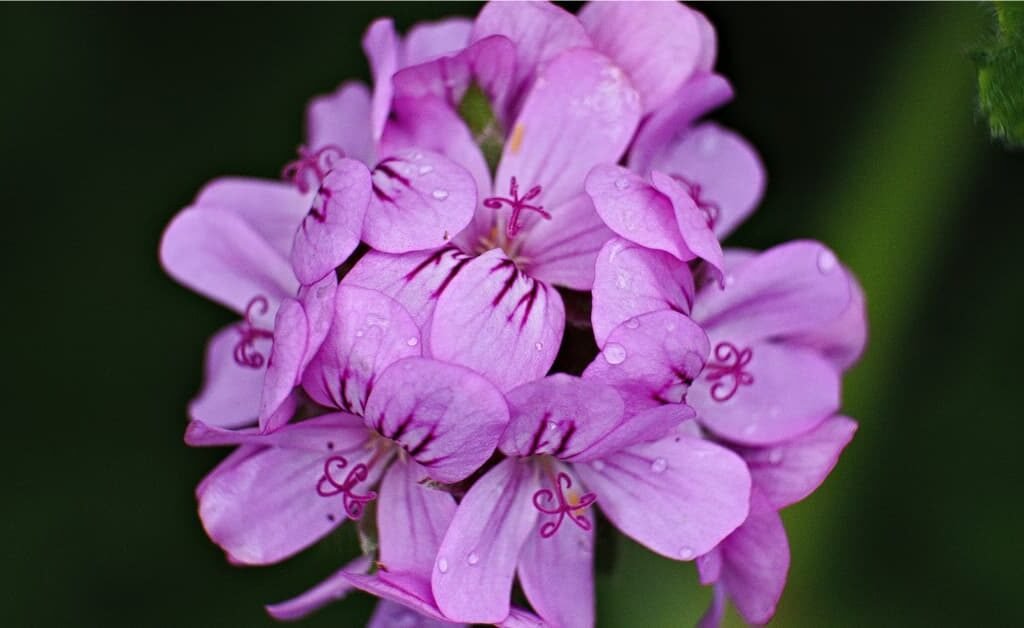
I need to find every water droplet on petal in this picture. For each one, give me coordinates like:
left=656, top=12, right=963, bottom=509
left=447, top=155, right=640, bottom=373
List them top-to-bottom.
left=418, top=165, right=434, bottom=175
left=614, top=177, right=631, bottom=191
left=432, top=189, right=449, bottom=201
left=817, top=249, right=837, bottom=273
left=724, top=274, right=736, bottom=287
left=625, top=317, right=640, bottom=329
left=355, top=329, right=364, bottom=338
left=406, top=337, right=419, bottom=347
left=535, top=342, right=544, bottom=351
left=603, top=342, right=627, bottom=365
left=768, top=448, right=784, bottom=465
left=650, top=458, right=668, bottom=473
left=592, top=460, right=606, bottom=472
left=678, top=546, right=695, bottom=560
left=466, top=552, right=480, bottom=566
left=437, top=557, right=449, bottom=573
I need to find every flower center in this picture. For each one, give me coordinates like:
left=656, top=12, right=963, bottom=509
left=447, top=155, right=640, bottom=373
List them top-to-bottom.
left=282, top=144, right=344, bottom=194
left=673, top=175, right=720, bottom=229
left=484, top=176, right=552, bottom=239
left=233, top=296, right=274, bottom=368
left=705, top=341, right=754, bottom=402
left=316, top=455, right=377, bottom=520
left=532, top=471, right=596, bottom=538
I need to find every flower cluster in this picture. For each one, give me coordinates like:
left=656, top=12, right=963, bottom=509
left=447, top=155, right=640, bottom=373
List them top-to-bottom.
left=160, top=2, right=866, bottom=626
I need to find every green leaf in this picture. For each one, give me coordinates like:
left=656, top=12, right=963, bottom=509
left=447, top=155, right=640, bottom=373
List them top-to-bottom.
left=976, top=1, right=1024, bottom=146
left=458, top=83, right=504, bottom=174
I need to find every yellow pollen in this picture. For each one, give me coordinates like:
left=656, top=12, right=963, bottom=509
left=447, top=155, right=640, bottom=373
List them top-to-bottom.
left=509, top=124, right=525, bottom=154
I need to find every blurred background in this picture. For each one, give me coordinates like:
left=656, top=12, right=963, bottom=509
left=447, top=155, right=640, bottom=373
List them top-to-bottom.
left=1, top=2, right=1021, bottom=626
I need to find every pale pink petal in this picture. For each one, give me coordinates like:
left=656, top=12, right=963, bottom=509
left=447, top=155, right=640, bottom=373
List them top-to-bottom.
left=579, top=0, right=702, bottom=113
left=693, top=10, right=718, bottom=73
left=402, top=17, right=473, bottom=66
left=364, top=18, right=400, bottom=140
left=306, top=81, right=375, bottom=165
left=651, top=170, right=724, bottom=277
left=519, top=194, right=615, bottom=291
left=591, top=237, right=695, bottom=347
left=430, top=249, right=565, bottom=392
left=790, top=268, right=868, bottom=371
left=258, top=298, right=308, bottom=432
left=189, top=325, right=265, bottom=429
left=364, top=357, right=509, bottom=484
left=569, top=404, right=693, bottom=463
left=575, top=436, right=750, bottom=560
left=432, top=459, right=541, bottom=624
left=377, top=460, right=457, bottom=576
left=265, top=555, right=372, bottom=621
left=340, top=572, right=451, bottom=623
left=696, top=585, right=726, bottom=628
left=369, top=600, right=461, bottom=628
left=500, top=607, right=548, bottom=627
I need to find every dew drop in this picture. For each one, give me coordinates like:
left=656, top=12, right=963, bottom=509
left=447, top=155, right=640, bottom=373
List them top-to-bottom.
left=418, top=165, right=434, bottom=175
left=614, top=177, right=631, bottom=191
left=432, top=189, right=449, bottom=201
left=817, top=249, right=837, bottom=274
left=724, top=274, right=736, bottom=287
left=625, top=317, right=640, bottom=329
left=355, top=329, right=364, bottom=338
left=406, top=337, right=419, bottom=347
left=603, top=342, right=627, bottom=365
left=767, top=448, right=784, bottom=465
left=650, top=457, right=668, bottom=473
left=592, top=460, right=606, bottom=472
left=678, top=546, right=695, bottom=560
left=466, top=552, right=480, bottom=566
left=437, top=557, right=449, bottom=573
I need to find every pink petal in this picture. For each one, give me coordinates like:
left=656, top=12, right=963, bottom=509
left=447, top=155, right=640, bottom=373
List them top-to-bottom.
left=579, top=0, right=702, bottom=113
left=693, top=9, right=718, bottom=73
left=402, top=17, right=473, bottom=66
left=364, top=18, right=400, bottom=140
left=495, top=48, right=641, bottom=212
left=306, top=81, right=375, bottom=165
left=647, top=123, right=766, bottom=239
left=363, top=149, right=477, bottom=254
left=290, top=158, right=372, bottom=286
left=651, top=170, right=724, bottom=277
left=519, top=194, right=615, bottom=291
left=160, top=207, right=297, bottom=316
left=591, top=237, right=695, bottom=347
left=694, top=241, right=853, bottom=345
left=429, top=249, right=565, bottom=392
left=790, top=268, right=868, bottom=371
left=296, top=273, right=339, bottom=372
left=301, top=286, right=421, bottom=416
left=258, top=298, right=309, bottom=432
left=583, top=310, right=709, bottom=413
left=189, top=326, right=265, bottom=429
left=689, top=342, right=840, bottom=446
left=364, top=357, right=509, bottom=484
left=500, top=374, right=625, bottom=459
left=569, top=404, right=694, bottom=463
left=742, top=416, right=858, bottom=509
left=575, top=436, right=750, bottom=560
left=432, top=459, right=541, bottom=624
left=377, top=460, right=457, bottom=576
left=518, top=461, right=595, bottom=628
left=265, top=555, right=372, bottom=621
left=340, top=572, right=450, bottom=623
left=369, top=600, right=461, bottom=628
left=500, top=607, right=547, bottom=628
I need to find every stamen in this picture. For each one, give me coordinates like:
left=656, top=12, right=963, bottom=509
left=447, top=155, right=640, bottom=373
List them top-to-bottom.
left=281, top=145, right=345, bottom=194
left=673, top=175, right=720, bottom=229
left=484, top=176, right=552, bottom=238
left=232, top=296, right=274, bottom=368
left=705, top=341, right=754, bottom=402
left=316, top=455, right=377, bottom=520
left=532, top=471, right=596, bottom=538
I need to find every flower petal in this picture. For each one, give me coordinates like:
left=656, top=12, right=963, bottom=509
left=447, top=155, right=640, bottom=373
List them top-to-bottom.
left=579, top=0, right=702, bottom=113
left=693, top=9, right=718, bottom=73
left=402, top=17, right=473, bottom=66
left=364, top=18, right=400, bottom=140
left=495, top=48, right=641, bottom=212
left=306, top=81, right=375, bottom=165
left=647, top=123, right=765, bottom=240
left=363, top=149, right=477, bottom=254
left=290, top=158, right=372, bottom=286
left=651, top=170, right=724, bottom=277
left=519, top=194, right=615, bottom=291
left=160, top=207, right=297, bottom=316
left=591, top=237, right=695, bottom=347
left=692, top=241, right=852, bottom=344
left=430, top=249, right=564, bottom=391
left=790, top=268, right=868, bottom=371
left=301, top=285, right=421, bottom=416
left=258, top=298, right=308, bottom=431
left=583, top=310, right=709, bottom=412
left=189, top=326, right=265, bottom=428
left=690, top=342, right=840, bottom=446
left=364, top=357, right=509, bottom=484
left=500, top=374, right=625, bottom=459
left=569, top=404, right=693, bottom=463
left=742, top=416, right=858, bottom=509
left=575, top=436, right=750, bottom=560
left=432, top=459, right=540, bottom=624
left=377, top=460, right=457, bottom=576
left=517, top=462, right=595, bottom=628
left=265, top=555, right=372, bottom=621
left=341, top=572, right=451, bottom=623
left=696, top=585, right=726, bottom=628
left=369, top=600, right=460, bottom=628
left=500, top=607, right=547, bottom=628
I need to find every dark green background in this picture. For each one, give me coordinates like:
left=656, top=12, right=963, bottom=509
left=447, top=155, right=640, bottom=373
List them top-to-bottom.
left=2, top=3, right=1021, bottom=626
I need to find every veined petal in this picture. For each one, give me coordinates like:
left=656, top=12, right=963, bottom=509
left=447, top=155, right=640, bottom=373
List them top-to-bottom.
left=579, top=0, right=702, bottom=113
left=402, top=17, right=473, bottom=66
left=364, top=18, right=400, bottom=140
left=495, top=48, right=641, bottom=212
left=306, top=81, right=375, bottom=165
left=363, top=149, right=477, bottom=254
left=290, top=158, right=372, bottom=286
left=651, top=170, right=724, bottom=278
left=519, top=194, right=614, bottom=291
left=160, top=207, right=297, bottom=316
left=591, top=237, right=695, bottom=347
left=693, top=240, right=852, bottom=345
left=430, top=249, right=565, bottom=392
left=790, top=268, right=868, bottom=371
left=301, top=286, right=422, bottom=416
left=258, top=298, right=309, bottom=432
left=583, top=310, right=709, bottom=413
left=189, top=325, right=265, bottom=429
left=690, top=341, right=840, bottom=446
left=364, top=357, right=509, bottom=484
left=500, top=374, right=625, bottom=459
left=569, top=404, right=693, bottom=463
left=742, top=416, right=858, bottom=509
left=575, top=436, right=750, bottom=560
left=432, top=459, right=540, bottom=624
left=377, top=460, right=457, bottom=576
left=518, top=462, right=595, bottom=628
left=265, top=555, right=372, bottom=621
left=341, top=572, right=451, bottom=623
left=369, top=600, right=461, bottom=628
